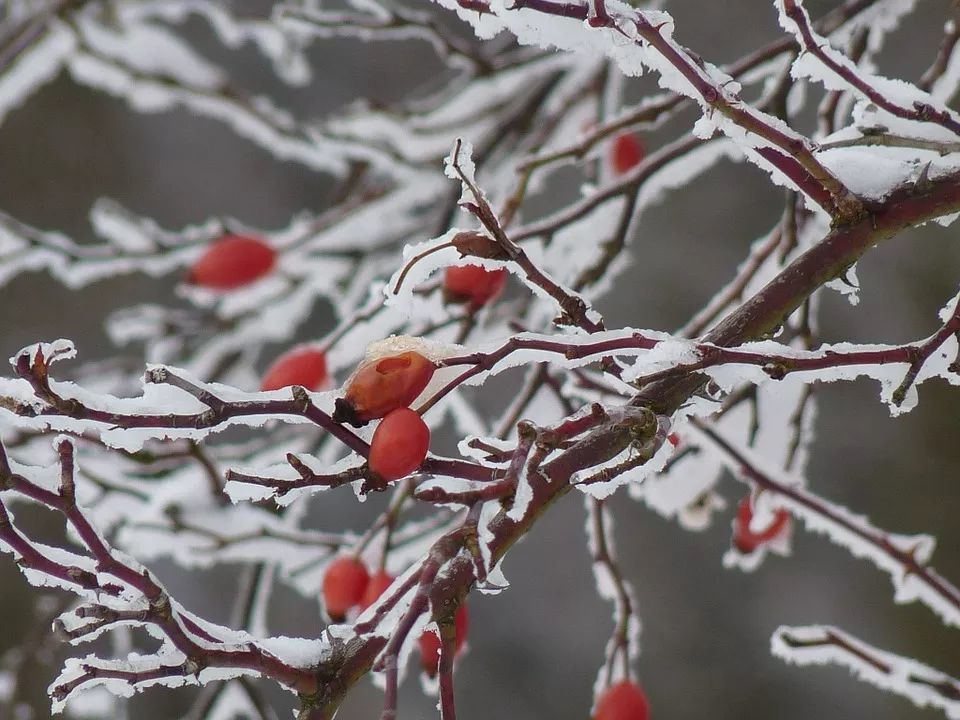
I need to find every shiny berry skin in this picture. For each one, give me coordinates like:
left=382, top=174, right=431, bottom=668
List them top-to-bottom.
left=611, top=133, right=645, bottom=175
left=186, top=234, right=276, bottom=290
left=443, top=265, right=508, bottom=309
left=260, top=347, right=328, bottom=392
left=335, top=351, right=436, bottom=426
left=368, top=408, right=430, bottom=481
left=733, top=496, right=790, bottom=554
left=322, top=556, right=369, bottom=622
left=358, top=570, right=394, bottom=611
left=419, top=603, right=469, bottom=677
left=594, top=680, right=650, bottom=720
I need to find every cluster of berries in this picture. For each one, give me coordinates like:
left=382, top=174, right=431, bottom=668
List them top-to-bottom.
left=186, top=139, right=650, bottom=708
left=186, top=235, right=472, bottom=480
left=322, top=556, right=469, bottom=676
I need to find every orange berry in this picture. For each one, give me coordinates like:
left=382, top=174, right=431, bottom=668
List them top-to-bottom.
left=611, top=133, right=644, bottom=175
left=186, top=234, right=276, bottom=290
left=443, top=265, right=507, bottom=309
left=260, top=347, right=328, bottom=392
left=335, top=351, right=435, bottom=426
left=368, top=408, right=430, bottom=481
left=322, top=556, right=369, bottom=622
left=358, top=570, right=395, bottom=612
left=418, top=603, right=469, bottom=677
left=594, top=680, right=650, bottom=720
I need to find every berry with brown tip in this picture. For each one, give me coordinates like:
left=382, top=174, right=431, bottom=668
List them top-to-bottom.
left=334, top=350, right=435, bottom=426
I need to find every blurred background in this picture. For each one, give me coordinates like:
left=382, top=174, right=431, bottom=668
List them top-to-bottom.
left=0, top=1, right=958, bottom=719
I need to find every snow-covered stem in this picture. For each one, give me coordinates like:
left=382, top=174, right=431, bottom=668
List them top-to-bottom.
left=0, top=0, right=80, bottom=73
left=2, top=0, right=960, bottom=716
left=489, top=0, right=860, bottom=217
left=780, top=0, right=960, bottom=137
left=277, top=2, right=491, bottom=73
left=920, top=20, right=960, bottom=92
left=816, top=26, right=868, bottom=138
left=511, top=131, right=704, bottom=243
left=447, top=139, right=607, bottom=335
left=635, top=166, right=960, bottom=414
left=680, top=220, right=792, bottom=338
left=7, top=350, right=370, bottom=455
left=694, top=420, right=960, bottom=625
left=416, top=421, right=536, bottom=505
left=0, top=439, right=319, bottom=696
left=0, top=494, right=117, bottom=595
left=588, top=498, right=635, bottom=685
left=376, top=529, right=467, bottom=720
left=773, top=625, right=960, bottom=716
left=437, top=626, right=458, bottom=720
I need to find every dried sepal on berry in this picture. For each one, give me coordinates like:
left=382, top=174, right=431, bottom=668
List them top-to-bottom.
left=392, top=230, right=508, bottom=296
left=450, top=230, right=509, bottom=260
left=333, top=338, right=439, bottom=426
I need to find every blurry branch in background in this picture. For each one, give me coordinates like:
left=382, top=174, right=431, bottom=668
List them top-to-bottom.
left=773, top=626, right=960, bottom=717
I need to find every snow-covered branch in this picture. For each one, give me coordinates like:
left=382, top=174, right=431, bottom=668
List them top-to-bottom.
left=1, top=0, right=959, bottom=717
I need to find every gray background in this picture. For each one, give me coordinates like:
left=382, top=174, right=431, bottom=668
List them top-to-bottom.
left=0, top=1, right=958, bottom=719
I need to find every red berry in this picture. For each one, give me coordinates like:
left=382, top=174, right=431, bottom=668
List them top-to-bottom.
left=611, top=133, right=644, bottom=175
left=186, top=234, right=276, bottom=290
left=443, top=265, right=507, bottom=309
left=261, top=347, right=328, bottom=391
left=335, top=351, right=436, bottom=426
left=368, top=408, right=430, bottom=481
left=667, top=432, right=680, bottom=448
left=733, top=496, right=790, bottom=554
left=322, top=556, right=369, bottom=622
left=358, top=570, right=395, bottom=611
left=419, top=603, right=469, bottom=677
left=594, top=680, right=650, bottom=720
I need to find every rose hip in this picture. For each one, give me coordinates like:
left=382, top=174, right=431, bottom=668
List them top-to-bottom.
left=186, top=234, right=276, bottom=290
left=260, top=347, right=328, bottom=391
left=335, top=350, right=435, bottom=426
left=368, top=408, right=430, bottom=481
left=322, top=556, right=369, bottom=622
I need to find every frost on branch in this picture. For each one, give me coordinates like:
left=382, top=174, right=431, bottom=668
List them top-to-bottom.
left=772, top=625, right=960, bottom=719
